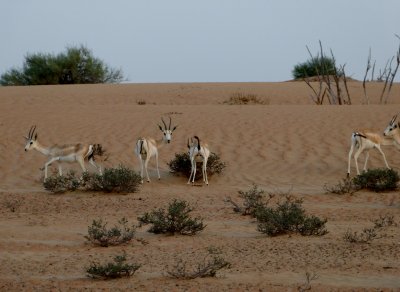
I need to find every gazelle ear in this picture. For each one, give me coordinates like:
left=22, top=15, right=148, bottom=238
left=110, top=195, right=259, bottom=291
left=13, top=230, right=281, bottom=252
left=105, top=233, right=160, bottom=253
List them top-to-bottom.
left=158, top=125, right=163, bottom=131
left=172, top=125, right=177, bottom=132
left=34, top=133, right=38, bottom=140
left=23, top=136, right=29, bottom=140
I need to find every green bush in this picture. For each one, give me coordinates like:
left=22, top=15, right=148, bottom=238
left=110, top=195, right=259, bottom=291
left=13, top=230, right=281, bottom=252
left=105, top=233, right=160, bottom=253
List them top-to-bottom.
left=1, top=45, right=123, bottom=85
left=292, top=56, right=337, bottom=79
left=168, top=152, right=226, bottom=180
left=82, top=165, right=141, bottom=193
left=352, top=169, right=399, bottom=192
left=43, top=171, right=81, bottom=193
left=225, top=184, right=268, bottom=216
left=255, top=197, right=327, bottom=237
left=138, top=199, right=205, bottom=235
left=85, top=218, right=135, bottom=247
left=86, top=253, right=141, bottom=279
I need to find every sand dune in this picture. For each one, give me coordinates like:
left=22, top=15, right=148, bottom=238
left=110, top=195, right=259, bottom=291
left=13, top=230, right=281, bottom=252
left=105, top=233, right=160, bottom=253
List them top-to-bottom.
left=0, top=82, right=399, bottom=291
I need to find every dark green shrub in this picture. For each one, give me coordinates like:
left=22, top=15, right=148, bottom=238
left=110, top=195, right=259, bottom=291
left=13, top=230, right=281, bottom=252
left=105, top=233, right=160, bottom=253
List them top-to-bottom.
left=1, top=45, right=123, bottom=86
left=292, top=56, right=337, bottom=79
left=168, top=152, right=226, bottom=180
left=82, top=165, right=141, bottom=193
left=352, top=169, right=399, bottom=192
left=43, top=171, right=81, bottom=193
left=324, top=177, right=360, bottom=195
left=225, top=184, right=268, bottom=216
left=255, top=197, right=327, bottom=237
left=138, top=199, right=205, bottom=235
left=85, top=218, right=135, bottom=247
left=167, top=247, right=230, bottom=279
left=86, top=253, right=141, bottom=279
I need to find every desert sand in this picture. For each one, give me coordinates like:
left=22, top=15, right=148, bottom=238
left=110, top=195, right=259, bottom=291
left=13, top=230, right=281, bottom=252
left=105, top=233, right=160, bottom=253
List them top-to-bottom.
left=0, top=81, right=399, bottom=291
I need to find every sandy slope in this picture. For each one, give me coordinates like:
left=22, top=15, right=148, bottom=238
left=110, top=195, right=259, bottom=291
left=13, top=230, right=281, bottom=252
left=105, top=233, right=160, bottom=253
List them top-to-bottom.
left=0, top=82, right=399, bottom=291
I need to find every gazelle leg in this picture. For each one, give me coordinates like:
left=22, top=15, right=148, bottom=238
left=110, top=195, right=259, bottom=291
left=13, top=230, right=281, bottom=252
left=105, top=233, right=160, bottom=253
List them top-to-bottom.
left=347, top=143, right=354, bottom=177
left=376, top=146, right=390, bottom=169
left=354, top=148, right=363, bottom=175
left=363, top=151, right=369, bottom=171
left=155, top=152, right=161, bottom=180
left=44, top=157, right=60, bottom=180
left=89, top=157, right=102, bottom=175
left=138, top=157, right=144, bottom=183
left=144, top=158, right=151, bottom=182
left=203, top=159, right=208, bottom=185
left=187, top=160, right=194, bottom=184
left=192, top=161, right=197, bottom=184
left=58, top=163, right=63, bottom=176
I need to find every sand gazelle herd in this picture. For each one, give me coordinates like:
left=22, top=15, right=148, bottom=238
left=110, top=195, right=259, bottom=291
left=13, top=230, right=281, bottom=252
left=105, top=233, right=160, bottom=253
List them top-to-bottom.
left=24, top=113, right=400, bottom=184
left=347, top=113, right=400, bottom=177
left=24, top=125, right=102, bottom=181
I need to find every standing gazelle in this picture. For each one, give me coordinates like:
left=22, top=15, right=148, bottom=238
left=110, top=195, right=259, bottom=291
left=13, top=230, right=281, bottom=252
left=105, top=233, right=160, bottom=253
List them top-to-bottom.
left=383, top=113, right=400, bottom=147
left=135, top=117, right=177, bottom=183
left=24, top=126, right=102, bottom=181
left=347, top=127, right=393, bottom=177
left=187, top=136, right=210, bottom=185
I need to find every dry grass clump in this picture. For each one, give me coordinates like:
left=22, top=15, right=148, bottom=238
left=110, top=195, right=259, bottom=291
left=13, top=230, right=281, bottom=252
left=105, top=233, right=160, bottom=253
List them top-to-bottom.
left=223, top=92, right=268, bottom=105
left=167, top=247, right=230, bottom=279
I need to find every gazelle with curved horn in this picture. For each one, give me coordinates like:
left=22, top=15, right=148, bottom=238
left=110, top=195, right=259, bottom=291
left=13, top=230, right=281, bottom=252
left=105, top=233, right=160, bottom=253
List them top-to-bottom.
left=383, top=113, right=400, bottom=147
left=347, top=116, right=398, bottom=176
left=135, top=117, right=177, bottom=183
left=24, top=126, right=102, bottom=181
left=187, top=136, right=210, bottom=185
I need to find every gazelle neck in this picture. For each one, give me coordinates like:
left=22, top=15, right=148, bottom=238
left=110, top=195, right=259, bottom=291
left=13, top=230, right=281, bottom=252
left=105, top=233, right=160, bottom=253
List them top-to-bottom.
left=155, top=137, right=168, bottom=148
left=33, top=141, right=51, bottom=156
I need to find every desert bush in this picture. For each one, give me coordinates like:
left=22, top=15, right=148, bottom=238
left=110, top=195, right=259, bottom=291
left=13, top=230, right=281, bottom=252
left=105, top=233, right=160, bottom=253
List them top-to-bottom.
left=292, top=56, right=337, bottom=80
left=223, top=92, right=267, bottom=105
left=168, top=152, right=226, bottom=181
left=82, top=165, right=141, bottom=193
left=352, top=168, right=399, bottom=192
left=43, top=170, right=81, bottom=193
left=324, top=177, right=360, bottom=195
left=225, top=184, right=270, bottom=216
left=1, top=197, right=23, bottom=212
left=255, top=197, right=327, bottom=237
left=138, top=199, right=205, bottom=235
left=373, top=215, right=396, bottom=228
left=85, top=218, right=135, bottom=247
left=343, top=228, right=378, bottom=244
left=167, top=247, right=230, bottom=279
left=86, top=253, right=141, bottom=279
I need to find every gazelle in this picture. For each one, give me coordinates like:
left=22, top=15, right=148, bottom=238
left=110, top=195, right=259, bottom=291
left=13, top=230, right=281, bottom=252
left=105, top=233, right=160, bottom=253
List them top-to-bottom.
left=383, top=113, right=400, bottom=147
left=135, top=117, right=177, bottom=183
left=24, top=126, right=102, bottom=181
left=347, top=127, right=392, bottom=177
left=187, top=136, right=210, bottom=185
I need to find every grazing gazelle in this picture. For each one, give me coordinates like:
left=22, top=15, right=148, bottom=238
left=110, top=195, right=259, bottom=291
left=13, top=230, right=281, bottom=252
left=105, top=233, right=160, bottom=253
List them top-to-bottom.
left=135, top=117, right=177, bottom=183
left=24, top=126, right=102, bottom=181
left=347, top=128, right=392, bottom=177
left=187, top=136, right=210, bottom=185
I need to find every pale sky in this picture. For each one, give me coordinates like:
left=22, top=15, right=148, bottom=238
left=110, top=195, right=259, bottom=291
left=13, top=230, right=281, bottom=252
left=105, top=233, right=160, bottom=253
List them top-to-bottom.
left=1, top=0, right=400, bottom=83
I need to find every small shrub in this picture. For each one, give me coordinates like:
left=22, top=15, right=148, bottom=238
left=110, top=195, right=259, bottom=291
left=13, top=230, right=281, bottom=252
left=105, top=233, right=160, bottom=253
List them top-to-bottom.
left=223, top=92, right=267, bottom=105
left=137, top=99, right=146, bottom=105
left=168, top=152, right=226, bottom=180
left=82, top=165, right=141, bottom=193
left=352, top=169, right=399, bottom=192
left=43, top=170, right=81, bottom=193
left=324, top=177, right=359, bottom=195
left=225, top=184, right=270, bottom=216
left=2, top=197, right=23, bottom=212
left=255, top=197, right=327, bottom=237
left=138, top=199, right=205, bottom=235
left=373, top=215, right=396, bottom=228
left=85, top=217, right=135, bottom=247
left=343, top=228, right=378, bottom=244
left=167, top=247, right=230, bottom=279
left=86, top=253, right=141, bottom=279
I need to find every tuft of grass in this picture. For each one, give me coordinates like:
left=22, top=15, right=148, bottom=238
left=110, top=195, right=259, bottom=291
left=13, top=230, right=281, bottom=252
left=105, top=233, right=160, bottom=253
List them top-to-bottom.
left=223, top=92, right=267, bottom=105
left=168, top=152, right=226, bottom=181
left=352, top=168, right=399, bottom=192
left=324, top=177, right=359, bottom=195
left=225, top=184, right=271, bottom=216
left=138, top=199, right=205, bottom=235
left=85, top=217, right=136, bottom=247
left=343, top=228, right=378, bottom=244
left=167, top=247, right=230, bottom=279
left=86, top=253, right=141, bottom=279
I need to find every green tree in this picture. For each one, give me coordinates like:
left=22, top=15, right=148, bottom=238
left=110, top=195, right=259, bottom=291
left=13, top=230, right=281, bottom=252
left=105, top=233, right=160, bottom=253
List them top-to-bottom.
left=1, top=45, right=124, bottom=85
left=292, top=56, right=337, bottom=79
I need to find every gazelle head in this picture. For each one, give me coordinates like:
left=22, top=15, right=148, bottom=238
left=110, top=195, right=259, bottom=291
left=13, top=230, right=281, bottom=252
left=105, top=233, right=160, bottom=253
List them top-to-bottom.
left=383, top=114, right=399, bottom=137
left=158, top=117, right=177, bottom=143
left=24, top=125, right=38, bottom=151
